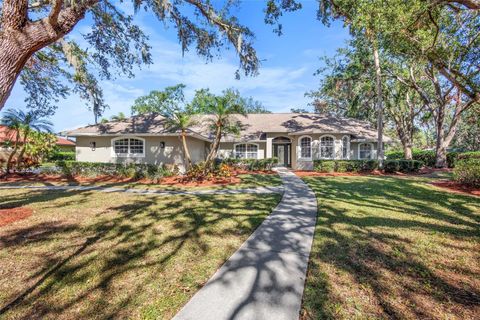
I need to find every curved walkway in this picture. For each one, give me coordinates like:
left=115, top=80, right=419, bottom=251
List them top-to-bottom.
left=173, top=168, right=318, bottom=320
left=0, top=185, right=283, bottom=195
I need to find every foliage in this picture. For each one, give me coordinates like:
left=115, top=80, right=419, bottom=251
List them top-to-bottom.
left=2, top=1, right=304, bottom=118
left=131, top=84, right=186, bottom=115
left=21, top=132, right=57, bottom=168
left=386, top=150, right=475, bottom=168
left=48, top=151, right=76, bottom=161
left=457, top=151, right=480, bottom=161
left=220, top=158, right=278, bottom=171
left=453, top=159, right=480, bottom=187
left=313, top=160, right=378, bottom=173
left=384, top=160, right=423, bottom=173
left=55, top=161, right=177, bottom=180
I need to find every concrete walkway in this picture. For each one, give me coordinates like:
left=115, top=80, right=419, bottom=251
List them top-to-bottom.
left=173, top=168, right=318, bottom=320
left=0, top=184, right=283, bottom=196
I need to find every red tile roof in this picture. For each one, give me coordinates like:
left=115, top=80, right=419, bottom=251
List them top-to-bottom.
left=0, top=125, right=75, bottom=146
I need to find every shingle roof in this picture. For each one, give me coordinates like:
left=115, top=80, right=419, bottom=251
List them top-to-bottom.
left=64, top=113, right=390, bottom=142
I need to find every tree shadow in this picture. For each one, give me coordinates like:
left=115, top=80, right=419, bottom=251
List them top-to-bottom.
left=302, top=176, right=480, bottom=319
left=0, top=188, right=280, bottom=319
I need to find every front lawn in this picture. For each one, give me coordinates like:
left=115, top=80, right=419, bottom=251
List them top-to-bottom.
left=301, top=176, right=480, bottom=319
left=0, top=189, right=281, bottom=319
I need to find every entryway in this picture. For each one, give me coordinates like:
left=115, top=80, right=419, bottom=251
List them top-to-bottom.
left=272, top=136, right=292, bottom=167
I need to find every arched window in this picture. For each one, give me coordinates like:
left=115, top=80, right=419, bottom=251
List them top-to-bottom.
left=299, top=136, right=312, bottom=159
left=320, top=136, right=335, bottom=159
left=342, top=136, right=350, bottom=159
left=112, top=137, right=145, bottom=157
left=235, top=143, right=258, bottom=159
left=359, top=143, right=373, bottom=160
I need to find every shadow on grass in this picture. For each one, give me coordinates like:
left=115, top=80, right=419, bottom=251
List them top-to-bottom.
left=302, top=176, right=480, bottom=319
left=0, top=188, right=280, bottom=319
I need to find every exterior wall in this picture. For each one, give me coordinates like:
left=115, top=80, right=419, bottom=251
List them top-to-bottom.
left=75, top=135, right=206, bottom=172
left=217, top=141, right=266, bottom=159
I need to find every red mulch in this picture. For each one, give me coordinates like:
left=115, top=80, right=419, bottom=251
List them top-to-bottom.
left=0, top=170, right=275, bottom=187
left=431, top=181, right=480, bottom=197
left=0, top=207, right=33, bottom=227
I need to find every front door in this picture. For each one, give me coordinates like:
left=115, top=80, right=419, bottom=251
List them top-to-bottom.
left=273, top=144, right=291, bottom=167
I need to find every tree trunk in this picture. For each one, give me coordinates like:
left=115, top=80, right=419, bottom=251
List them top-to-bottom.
left=0, top=2, right=94, bottom=110
left=373, top=43, right=384, bottom=168
left=434, top=103, right=447, bottom=168
left=205, top=123, right=223, bottom=169
left=16, top=128, right=30, bottom=169
left=5, top=130, right=21, bottom=175
left=181, top=131, right=192, bottom=170
left=404, top=144, right=413, bottom=160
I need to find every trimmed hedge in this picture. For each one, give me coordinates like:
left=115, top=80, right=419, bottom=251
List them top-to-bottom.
left=385, top=150, right=479, bottom=168
left=48, top=151, right=75, bottom=161
left=219, top=158, right=278, bottom=171
left=453, top=158, right=480, bottom=187
left=313, top=160, right=378, bottom=173
left=384, top=160, right=424, bottom=173
left=55, top=161, right=177, bottom=180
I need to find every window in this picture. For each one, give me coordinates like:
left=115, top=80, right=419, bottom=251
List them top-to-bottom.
left=299, top=136, right=312, bottom=159
left=320, top=136, right=335, bottom=159
left=342, top=136, right=350, bottom=159
left=112, top=137, right=145, bottom=157
left=359, top=143, right=372, bottom=159
left=235, top=144, right=258, bottom=159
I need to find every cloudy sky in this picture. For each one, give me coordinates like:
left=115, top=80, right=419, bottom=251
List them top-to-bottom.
left=5, top=1, right=350, bottom=132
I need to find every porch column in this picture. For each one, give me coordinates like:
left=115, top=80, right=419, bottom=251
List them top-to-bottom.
left=266, top=137, right=273, bottom=158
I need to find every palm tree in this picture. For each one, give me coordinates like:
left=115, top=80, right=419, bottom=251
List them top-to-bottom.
left=203, top=95, right=247, bottom=169
left=1, top=109, right=52, bottom=173
left=164, top=111, right=197, bottom=170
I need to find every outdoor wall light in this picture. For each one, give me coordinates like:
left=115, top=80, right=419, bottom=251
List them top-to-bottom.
left=90, top=141, right=96, bottom=151
left=160, top=141, right=165, bottom=148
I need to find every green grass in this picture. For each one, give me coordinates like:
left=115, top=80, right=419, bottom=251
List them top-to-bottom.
left=0, top=173, right=283, bottom=191
left=301, top=176, right=480, bottom=320
left=0, top=189, right=281, bottom=319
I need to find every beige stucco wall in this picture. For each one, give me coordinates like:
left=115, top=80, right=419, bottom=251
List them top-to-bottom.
left=75, top=136, right=206, bottom=172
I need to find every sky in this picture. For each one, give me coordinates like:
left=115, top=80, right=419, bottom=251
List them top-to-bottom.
left=5, top=0, right=350, bottom=132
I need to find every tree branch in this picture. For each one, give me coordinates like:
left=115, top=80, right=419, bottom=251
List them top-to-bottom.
left=1, top=0, right=29, bottom=30
left=48, top=0, right=64, bottom=29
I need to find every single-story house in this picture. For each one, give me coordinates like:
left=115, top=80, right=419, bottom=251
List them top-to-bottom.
left=64, top=113, right=390, bottom=171
left=55, top=136, right=76, bottom=152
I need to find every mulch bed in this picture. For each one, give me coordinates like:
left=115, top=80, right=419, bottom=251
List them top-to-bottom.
left=0, top=170, right=276, bottom=187
left=430, top=180, right=480, bottom=197
left=0, top=207, right=33, bottom=227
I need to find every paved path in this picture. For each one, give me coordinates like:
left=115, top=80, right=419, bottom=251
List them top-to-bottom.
left=173, top=168, right=318, bottom=320
left=0, top=184, right=283, bottom=195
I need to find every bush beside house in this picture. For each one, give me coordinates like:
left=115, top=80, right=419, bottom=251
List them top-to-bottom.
left=385, top=150, right=480, bottom=168
left=453, top=159, right=480, bottom=187
left=313, top=160, right=379, bottom=173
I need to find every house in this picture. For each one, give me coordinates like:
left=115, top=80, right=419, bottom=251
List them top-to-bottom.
left=64, top=113, right=390, bottom=171
left=0, top=125, right=76, bottom=160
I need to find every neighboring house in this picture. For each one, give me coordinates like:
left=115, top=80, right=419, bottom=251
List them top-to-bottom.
left=65, top=113, right=390, bottom=171
left=0, top=125, right=76, bottom=160
left=56, top=136, right=76, bottom=152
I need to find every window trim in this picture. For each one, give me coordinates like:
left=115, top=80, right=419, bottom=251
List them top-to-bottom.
left=319, top=134, right=336, bottom=160
left=298, top=135, right=312, bottom=161
left=341, top=135, right=350, bottom=160
left=111, top=136, right=146, bottom=158
left=234, top=142, right=259, bottom=159
left=358, top=142, right=373, bottom=160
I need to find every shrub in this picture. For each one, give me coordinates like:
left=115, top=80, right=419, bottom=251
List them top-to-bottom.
left=385, top=149, right=479, bottom=168
left=48, top=151, right=75, bottom=161
left=457, top=151, right=480, bottom=161
left=219, top=157, right=278, bottom=171
left=453, top=159, right=480, bottom=187
left=313, top=160, right=378, bottom=173
left=384, top=160, right=400, bottom=173
left=398, top=160, right=424, bottom=173
left=55, top=161, right=176, bottom=180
